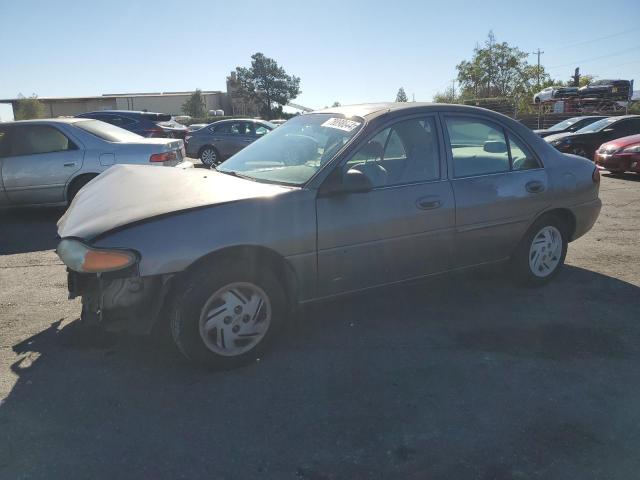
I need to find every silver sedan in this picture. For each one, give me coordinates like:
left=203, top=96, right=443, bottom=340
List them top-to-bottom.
left=57, top=103, right=602, bottom=369
left=0, top=118, right=189, bottom=207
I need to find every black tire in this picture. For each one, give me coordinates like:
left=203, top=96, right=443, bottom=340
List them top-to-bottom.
left=199, top=146, right=219, bottom=167
left=67, top=175, right=97, bottom=205
left=510, top=214, right=568, bottom=287
left=170, top=259, right=287, bottom=369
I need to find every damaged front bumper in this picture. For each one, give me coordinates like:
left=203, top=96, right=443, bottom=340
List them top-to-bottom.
left=68, top=270, right=172, bottom=334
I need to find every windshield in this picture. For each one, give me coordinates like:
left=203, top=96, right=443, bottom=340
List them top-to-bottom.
left=217, top=113, right=364, bottom=185
left=576, top=117, right=617, bottom=133
left=548, top=118, right=580, bottom=131
left=74, top=119, right=143, bottom=142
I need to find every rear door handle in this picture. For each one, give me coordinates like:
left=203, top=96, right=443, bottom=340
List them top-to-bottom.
left=63, top=162, right=77, bottom=167
left=526, top=180, right=545, bottom=193
left=416, top=197, right=441, bottom=210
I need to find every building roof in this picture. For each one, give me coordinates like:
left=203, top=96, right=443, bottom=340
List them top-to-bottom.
left=0, top=91, right=224, bottom=103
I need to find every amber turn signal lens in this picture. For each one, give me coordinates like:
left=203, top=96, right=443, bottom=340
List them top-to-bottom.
left=82, top=250, right=135, bottom=273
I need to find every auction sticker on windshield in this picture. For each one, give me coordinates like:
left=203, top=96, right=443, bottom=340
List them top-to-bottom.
left=321, top=118, right=361, bottom=132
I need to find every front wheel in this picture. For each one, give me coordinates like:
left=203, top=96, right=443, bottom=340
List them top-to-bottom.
left=199, top=146, right=219, bottom=167
left=511, top=215, right=568, bottom=286
left=170, top=260, right=286, bottom=369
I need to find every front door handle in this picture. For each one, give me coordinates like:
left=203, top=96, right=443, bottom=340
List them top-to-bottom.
left=242, top=139, right=253, bottom=143
left=63, top=162, right=77, bottom=167
left=526, top=180, right=545, bottom=193
left=416, top=197, right=441, bottom=210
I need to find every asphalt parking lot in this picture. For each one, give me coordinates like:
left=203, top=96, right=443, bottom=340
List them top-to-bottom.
left=1, top=174, right=639, bottom=479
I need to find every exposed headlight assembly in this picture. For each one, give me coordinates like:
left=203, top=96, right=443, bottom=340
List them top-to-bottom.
left=57, top=239, right=137, bottom=273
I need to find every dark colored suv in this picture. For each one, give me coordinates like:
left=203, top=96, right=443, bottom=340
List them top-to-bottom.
left=578, top=80, right=633, bottom=101
left=76, top=110, right=188, bottom=139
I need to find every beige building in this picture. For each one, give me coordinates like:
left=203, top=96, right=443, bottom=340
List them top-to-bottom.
left=1, top=78, right=262, bottom=118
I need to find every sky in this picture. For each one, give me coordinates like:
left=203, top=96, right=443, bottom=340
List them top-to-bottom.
left=1, top=0, right=639, bottom=120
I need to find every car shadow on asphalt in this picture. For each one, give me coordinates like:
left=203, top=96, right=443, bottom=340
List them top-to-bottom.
left=603, top=172, right=640, bottom=182
left=0, top=207, right=64, bottom=255
left=1, top=265, right=640, bottom=478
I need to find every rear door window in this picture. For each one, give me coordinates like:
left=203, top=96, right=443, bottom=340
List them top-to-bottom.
left=444, top=117, right=509, bottom=177
left=254, top=125, right=270, bottom=136
left=507, top=133, right=541, bottom=170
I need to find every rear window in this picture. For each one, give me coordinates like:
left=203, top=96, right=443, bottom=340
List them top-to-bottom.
left=142, top=113, right=172, bottom=122
left=74, top=119, right=142, bottom=142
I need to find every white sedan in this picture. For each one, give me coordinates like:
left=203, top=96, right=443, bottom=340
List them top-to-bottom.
left=0, top=118, right=191, bottom=208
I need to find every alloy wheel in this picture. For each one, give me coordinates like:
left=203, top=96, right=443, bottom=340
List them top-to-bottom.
left=201, top=148, right=217, bottom=166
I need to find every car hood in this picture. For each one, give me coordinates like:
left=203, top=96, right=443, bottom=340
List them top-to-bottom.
left=533, top=129, right=558, bottom=136
left=544, top=132, right=589, bottom=143
left=600, top=134, right=640, bottom=150
left=57, top=164, right=290, bottom=240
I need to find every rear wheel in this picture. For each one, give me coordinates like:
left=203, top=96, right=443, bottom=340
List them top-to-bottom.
left=199, top=146, right=219, bottom=167
left=67, top=174, right=97, bottom=205
left=511, top=215, right=568, bottom=286
left=170, top=259, right=286, bottom=369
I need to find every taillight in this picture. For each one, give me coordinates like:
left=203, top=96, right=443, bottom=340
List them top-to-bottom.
left=150, top=151, right=177, bottom=163
left=592, top=167, right=600, bottom=183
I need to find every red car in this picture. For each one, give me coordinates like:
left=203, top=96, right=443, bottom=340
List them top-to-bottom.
left=594, top=134, right=640, bottom=174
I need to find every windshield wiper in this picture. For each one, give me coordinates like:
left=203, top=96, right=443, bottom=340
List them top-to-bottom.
left=215, top=169, right=256, bottom=181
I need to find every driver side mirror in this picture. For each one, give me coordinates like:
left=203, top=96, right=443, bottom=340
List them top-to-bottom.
left=320, top=168, right=373, bottom=196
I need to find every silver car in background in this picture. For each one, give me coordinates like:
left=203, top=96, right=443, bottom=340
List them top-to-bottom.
left=57, top=103, right=601, bottom=370
left=0, top=118, right=189, bottom=207
left=185, top=118, right=275, bottom=166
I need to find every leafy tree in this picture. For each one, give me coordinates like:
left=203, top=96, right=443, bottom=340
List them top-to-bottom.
left=456, top=32, right=549, bottom=102
left=234, top=53, right=301, bottom=119
left=433, top=85, right=458, bottom=104
left=395, top=87, right=408, bottom=102
left=182, top=89, right=206, bottom=118
left=14, top=94, right=45, bottom=120
left=331, top=101, right=341, bottom=107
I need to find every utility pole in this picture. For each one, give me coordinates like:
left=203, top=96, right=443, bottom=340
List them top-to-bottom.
left=531, top=48, right=544, bottom=89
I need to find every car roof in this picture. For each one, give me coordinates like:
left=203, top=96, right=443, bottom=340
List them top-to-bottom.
left=315, top=102, right=522, bottom=121
left=81, top=110, right=166, bottom=116
left=606, top=114, right=640, bottom=122
left=211, top=118, right=270, bottom=124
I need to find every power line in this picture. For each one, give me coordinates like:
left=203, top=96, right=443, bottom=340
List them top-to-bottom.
left=545, top=27, right=640, bottom=53
left=546, top=46, right=640, bottom=70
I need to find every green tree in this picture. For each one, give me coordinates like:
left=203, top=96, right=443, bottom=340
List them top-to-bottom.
left=456, top=32, right=549, bottom=101
left=234, top=53, right=301, bottom=119
left=433, top=85, right=458, bottom=104
left=395, top=87, right=408, bottom=102
left=181, top=89, right=206, bottom=118
left=14, top=94, right=45, bottom=120
left=331, top=101, right=341, bottom=107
